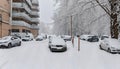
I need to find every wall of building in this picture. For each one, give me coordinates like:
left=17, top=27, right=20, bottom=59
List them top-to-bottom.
left=0, top=0, right=11, bottom=38
left=31, top=29, right=38, bottom=37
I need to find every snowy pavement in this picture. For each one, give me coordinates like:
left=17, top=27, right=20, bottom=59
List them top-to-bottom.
left=0, top=39, right=120, bottom=69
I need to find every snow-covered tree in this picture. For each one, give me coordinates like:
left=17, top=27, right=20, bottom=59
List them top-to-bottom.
left=53, top=0, right=110, bottom=36
left=95, top=0, right=120, bottom=39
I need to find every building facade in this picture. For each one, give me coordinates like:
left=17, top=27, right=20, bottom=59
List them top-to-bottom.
left=0, top=0, right=11, bottom=38
left=12, top=0, right=39, bottom=37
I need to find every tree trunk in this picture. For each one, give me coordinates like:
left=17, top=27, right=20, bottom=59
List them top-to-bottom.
left=110, top=0, right=119, bottom=39
left=110, top=13, right=119, bottom=39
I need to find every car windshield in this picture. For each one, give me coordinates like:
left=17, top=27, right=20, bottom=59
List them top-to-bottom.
left=51, top=37, right=65, bottom=45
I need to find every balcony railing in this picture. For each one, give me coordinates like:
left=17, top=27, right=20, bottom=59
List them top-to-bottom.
left=26, top=0, right=32, bottom=7
left=32, top=0, right=39, bottom=6
left=13, top=2, right=39, bottom=17
left=12, top=3, right=24, bottom=8
left=31, top=6, right=39, bottom=11
left=30, top=11, right=39, bottom=17
left=12, top=12, right=31, bottom=21
left=31, top=18, right=39, bottom=23
left=12, top=20, right=31, bottom=28
left=31, top=25, right=39, bottom=30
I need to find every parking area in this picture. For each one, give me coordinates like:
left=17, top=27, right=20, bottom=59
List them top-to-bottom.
left=0, top=39, right=120, bottom=69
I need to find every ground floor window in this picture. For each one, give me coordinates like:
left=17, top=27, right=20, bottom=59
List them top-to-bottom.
left=11, top=29, right=19, bottom=32
left=22, top=29, right=31, bottom=33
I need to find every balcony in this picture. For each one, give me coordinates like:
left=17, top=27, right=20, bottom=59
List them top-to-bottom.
left=26, top=0, right=32, bottom=7
left=32, top=0, right=39, bottom=6
left=13, top=2, right=31, bottom=14
left=12, top=3, right=24, bottom=9
left=31, top=6, right=39, bottom=11
left=30, top=11, right=39, bottom=17
left=12, top=12, right=31, bottom=21
left=31, top=18, right=39, bottom=23
left=12, top=20, right=31, bottom=28
left=31, top=25, right=39, bottom=30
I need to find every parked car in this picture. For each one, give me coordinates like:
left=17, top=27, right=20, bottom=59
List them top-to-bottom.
left=22, top=33, right=34, bottom=41
left=61, top=35, right=71, bottom=42
left=80, top=35, right=92, bottom=40
left=80, top=35, right=99, bottom=42
left=87, top=35, right=99, bottom=42
left=101, top=35, right=109, bottom=40
left=0, top=36, right=21, bottom=48
left=36, top=36, right=44, bottom=41
left=49, top=37, right=67, bottom=52
left=99, top=38, right=120, bottom=54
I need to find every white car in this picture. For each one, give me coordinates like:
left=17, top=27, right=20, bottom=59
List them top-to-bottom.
left=22, top=33, right=34, bottom=41
left=0, top=36, right=21, bottom=48
left=36, top=36, right=44, bottom=41
left=49, top=37, right=67, bottom=52
left=99, top=38, right=120, bottom=54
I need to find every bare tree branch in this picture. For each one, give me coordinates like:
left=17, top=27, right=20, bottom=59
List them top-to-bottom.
left=95, top=0, right=111, bottom=16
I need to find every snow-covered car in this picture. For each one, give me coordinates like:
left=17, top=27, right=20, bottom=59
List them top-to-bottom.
left=22, top=34, right=34, bottom=41
left=61, top=35, right=71, bottom=42
left=80, top=35, right=92, bottom=40
left=80, top=35, right=99, bottom=42
left=101, top=35, right=109, bottom=40
left=0, top=36, right=21, bottom=48
left=36, top=36, right=44, bottom=41
left=87, top=36, right=99, bottom=42
left=49, top=37, right=67, bottom=52
left=99, top=38, right=120, bottom=54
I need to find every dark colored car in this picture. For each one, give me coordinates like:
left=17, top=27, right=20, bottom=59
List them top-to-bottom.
left=61, top=35, right=71, bottom=42
left=101, top=35, right=109, bottom=40
left=87, top=36, right=99, bottom=42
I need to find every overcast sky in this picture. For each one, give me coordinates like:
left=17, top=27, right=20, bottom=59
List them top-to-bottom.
left=39, top=0, right=55, bottom=23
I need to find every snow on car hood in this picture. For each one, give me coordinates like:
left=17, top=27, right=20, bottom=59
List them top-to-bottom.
left=0, top=36, right=11, bottom=43
left=51, top=38, right=66, bottom=46
left=0, top=39, right=9, bottom=43
left=107, top=39, right=120, bottom=49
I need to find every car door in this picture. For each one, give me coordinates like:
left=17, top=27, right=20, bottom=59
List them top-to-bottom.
left=11, top=37, right=18, bottom=45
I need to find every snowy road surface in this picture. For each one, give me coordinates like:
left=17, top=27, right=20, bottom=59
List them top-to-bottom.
left=0, top=39, right=120, bottom=69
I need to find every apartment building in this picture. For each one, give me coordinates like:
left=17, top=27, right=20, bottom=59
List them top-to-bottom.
left=0, top=0, right=11, bottom=38
left=12, top=0, right=39, bottom=37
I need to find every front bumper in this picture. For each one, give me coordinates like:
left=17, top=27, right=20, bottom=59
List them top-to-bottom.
left=0, top=43, right=8, bottom=47
left=50, top=47, right=67, bottom=52
left=111, top=49, right=120, bottom=53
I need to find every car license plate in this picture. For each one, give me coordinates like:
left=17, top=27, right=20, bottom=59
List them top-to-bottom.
left=57, top=47, right=62, bottom=49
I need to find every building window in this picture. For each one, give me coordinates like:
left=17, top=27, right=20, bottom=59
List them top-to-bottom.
left=11, top=29, right=19, bottom=32
left=22, top=29, right=31, bottom=33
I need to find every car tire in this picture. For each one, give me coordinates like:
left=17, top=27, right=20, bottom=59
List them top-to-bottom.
left=8, top=43, right=12, bottom=48
left=99, top=45, right=103, bottom=50
left=107, top=48, right=111, bottom=52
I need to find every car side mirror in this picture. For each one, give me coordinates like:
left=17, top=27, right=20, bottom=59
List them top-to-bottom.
left=11, top=38, right=14, bottom=40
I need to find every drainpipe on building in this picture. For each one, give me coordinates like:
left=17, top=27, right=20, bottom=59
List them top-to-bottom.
left=10, top=0, right=13, bottom=35
left=0, top=14, right=2, bottom=37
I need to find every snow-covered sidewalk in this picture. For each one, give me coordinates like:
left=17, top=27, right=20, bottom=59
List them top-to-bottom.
left=0, top=39, right=120, bottom=69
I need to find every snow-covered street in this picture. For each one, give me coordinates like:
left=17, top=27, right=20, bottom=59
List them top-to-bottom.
left=0, top=39, right=120, bottom=69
